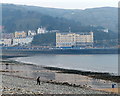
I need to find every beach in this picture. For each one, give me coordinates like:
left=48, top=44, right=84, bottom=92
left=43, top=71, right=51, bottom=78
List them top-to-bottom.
left=1, top=59, right=120, bottom=95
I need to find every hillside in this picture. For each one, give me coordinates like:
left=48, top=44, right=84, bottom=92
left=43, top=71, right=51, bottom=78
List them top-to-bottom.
left=1, top=4, right=104, bottom=34
left=2, top=4, right=117, bottom=33
left=2, top=4, right=83, bottom=33
left=29, top=6, right=118, bottom=33
left=32, top=33, right=56, bottom=46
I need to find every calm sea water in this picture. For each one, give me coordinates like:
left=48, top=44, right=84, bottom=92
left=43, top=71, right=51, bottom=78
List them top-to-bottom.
left=11, top=54, right=118, bottom=75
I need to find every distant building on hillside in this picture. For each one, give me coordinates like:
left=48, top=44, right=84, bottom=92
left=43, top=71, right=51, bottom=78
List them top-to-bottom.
left=37, top=27, right=46, bottom=34
left=103, top=28, right=109, bottom=33
left=28, top=30, right=36, bottom=36
left=15, top=31, right=27, bottom=38
left=56, top=32, right=94, bottom=48
left=2, top=33, right=14, bottom=39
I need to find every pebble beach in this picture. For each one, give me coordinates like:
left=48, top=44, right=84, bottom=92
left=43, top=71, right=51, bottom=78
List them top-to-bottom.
left=1, top=59, right=119, bottom=95
left=2, top=74, right=109, bottom=94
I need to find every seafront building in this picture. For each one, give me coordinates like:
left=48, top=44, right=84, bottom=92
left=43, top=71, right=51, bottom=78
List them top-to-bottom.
left=1, top=31, right=34, bottom=46
left=14, top=31, right=27, bottom=38
left=56, top=32, right=94, bottom=48
left=0, top=33, right=14, bottom=46
left=2, top=33, right=14, bottom=39
left=12, top=37, right=33, bottom=46
left=0, top=39, right=13, bottom=46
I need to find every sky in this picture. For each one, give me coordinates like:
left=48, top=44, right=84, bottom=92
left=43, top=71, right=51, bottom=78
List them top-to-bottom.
left=1, top=0, right=120, bottom=9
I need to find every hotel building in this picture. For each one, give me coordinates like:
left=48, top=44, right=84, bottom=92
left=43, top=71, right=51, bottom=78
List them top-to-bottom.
left=56, top=32, right=94, bottom=47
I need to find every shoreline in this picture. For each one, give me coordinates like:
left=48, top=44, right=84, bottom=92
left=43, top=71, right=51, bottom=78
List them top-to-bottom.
left=2, top=58, right=120, bottom=83
left=4, top=58, right=120, bottom=83
left=1, top=59, right=120, bottom=94
left=0, top=60, right=110, bottom=94
left=43, top=66, right=120, bottom=83
left=2, top=74, right=113, bottom=94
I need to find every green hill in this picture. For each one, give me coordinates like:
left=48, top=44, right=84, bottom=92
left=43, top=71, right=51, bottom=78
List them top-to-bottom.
left=2, top=4, right=117, bottom=33
left=2, top=4, right=90, bottom=33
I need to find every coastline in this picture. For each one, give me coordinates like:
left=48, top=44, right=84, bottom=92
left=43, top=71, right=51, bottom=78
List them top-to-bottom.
left=2, top=58, right=120, bottom=83
left=1, top=59, right=120, bottom=94
left=43, top=66, right=120, bottom=83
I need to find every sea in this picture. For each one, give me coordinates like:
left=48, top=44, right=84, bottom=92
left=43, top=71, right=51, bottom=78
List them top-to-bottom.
left=11, top=54, right=119, bottom=75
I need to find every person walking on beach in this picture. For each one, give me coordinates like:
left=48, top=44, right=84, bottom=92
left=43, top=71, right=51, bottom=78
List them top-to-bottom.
left=37, top=76, right=40, bottom=85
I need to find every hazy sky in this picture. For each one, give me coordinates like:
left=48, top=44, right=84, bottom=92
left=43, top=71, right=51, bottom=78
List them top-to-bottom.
left=2, top=0, right=120, bottom=9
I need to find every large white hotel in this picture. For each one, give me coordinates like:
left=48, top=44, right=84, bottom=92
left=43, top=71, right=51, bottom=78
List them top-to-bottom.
left=56, top=32, right=94, bottom=48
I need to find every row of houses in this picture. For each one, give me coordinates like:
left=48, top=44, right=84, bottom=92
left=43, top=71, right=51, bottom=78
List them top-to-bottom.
left=0, top=27, right=47, bottom=46
left=2, top=27, right=46, bottom=39
left=0, top=37, right=33, bottom=46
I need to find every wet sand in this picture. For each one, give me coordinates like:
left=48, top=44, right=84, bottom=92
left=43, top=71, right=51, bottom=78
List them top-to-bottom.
left=1, top=59, right=120, bottom=94
left=97, top=88, right=120, bottom=94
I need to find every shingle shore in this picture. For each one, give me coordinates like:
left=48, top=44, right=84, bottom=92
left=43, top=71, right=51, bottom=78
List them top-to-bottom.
left=2, top=74, right=112, bottom=94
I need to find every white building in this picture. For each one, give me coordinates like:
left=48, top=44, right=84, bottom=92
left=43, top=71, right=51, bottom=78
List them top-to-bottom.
left=37, top=27, right=46, bottom=34
left=103, top=29, right=109, bottom=33
left=28, top=30, right=36, bottom=36
left=13, top=37, right=33, bottom=46
left=0, top=39, right=12, bottom=46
